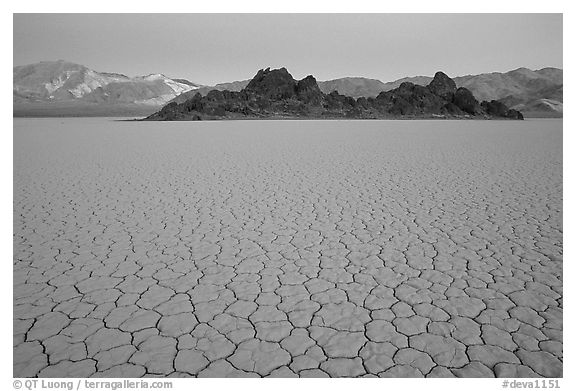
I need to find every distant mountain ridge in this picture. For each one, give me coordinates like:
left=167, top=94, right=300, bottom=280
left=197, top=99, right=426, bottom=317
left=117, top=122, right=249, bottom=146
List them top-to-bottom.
left=14, top=60, right=203, bottom=116
left=14, top=61, right=562, bottom=117
left=146, top=67, right=523, bottom=121
left=455, top=68, right=562, bottom=117
left=318, top=77, right=388, bottom=99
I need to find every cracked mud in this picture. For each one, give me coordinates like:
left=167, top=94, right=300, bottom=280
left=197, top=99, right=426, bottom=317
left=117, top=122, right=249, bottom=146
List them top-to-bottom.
left=13, top=119, right=562, bottom=378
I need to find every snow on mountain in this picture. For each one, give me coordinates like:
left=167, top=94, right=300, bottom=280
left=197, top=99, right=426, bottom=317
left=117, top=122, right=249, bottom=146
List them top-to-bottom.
left=14, top=60, right=200, bottom=106
left=68, top=69, right=130, bottom=98
left=136, top=73, right=199, bottom=97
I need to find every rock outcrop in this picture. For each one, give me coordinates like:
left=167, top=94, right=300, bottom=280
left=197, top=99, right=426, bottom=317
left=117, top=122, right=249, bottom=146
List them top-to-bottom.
left=245, top=67, right=296, bottom=100
left=146, top=68, right=523, bottom=121
left=427, top=71, right=457, bottom=101
left=296, top=75, right=324, bottom=104
left=453, top=87, right=483, bottom=115
left=481, top=100, right=525, bottom=119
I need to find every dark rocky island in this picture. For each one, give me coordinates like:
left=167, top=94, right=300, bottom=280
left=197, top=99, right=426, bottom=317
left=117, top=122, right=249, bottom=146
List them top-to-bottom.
left=145, top=68, right=523, bottom=121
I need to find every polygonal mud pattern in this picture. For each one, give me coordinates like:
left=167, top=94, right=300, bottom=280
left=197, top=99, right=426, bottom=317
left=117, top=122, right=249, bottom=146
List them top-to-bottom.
left=13, top=119, right=562, bottom=377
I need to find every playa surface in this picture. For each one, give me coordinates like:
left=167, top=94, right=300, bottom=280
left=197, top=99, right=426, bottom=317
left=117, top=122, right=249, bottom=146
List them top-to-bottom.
left=13, top=118, right=562, bottom=377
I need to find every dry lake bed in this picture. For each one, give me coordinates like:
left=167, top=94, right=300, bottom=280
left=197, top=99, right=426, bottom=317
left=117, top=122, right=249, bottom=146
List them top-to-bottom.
left=13, top=118, right=562, bottom=378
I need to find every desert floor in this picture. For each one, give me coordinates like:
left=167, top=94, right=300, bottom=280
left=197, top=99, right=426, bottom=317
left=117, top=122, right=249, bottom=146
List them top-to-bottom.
left=13, top=118, right=562, bottom=377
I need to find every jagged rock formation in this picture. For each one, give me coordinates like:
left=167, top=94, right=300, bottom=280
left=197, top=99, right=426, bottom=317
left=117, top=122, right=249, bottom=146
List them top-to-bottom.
left=178, top=67, right=562, bottom=118
left=147, top=68, right=523, bottom=121
left=245, top=68, right=296, bottom=99
left=427, top=71, right=457, bottom=101
left=453, top=87, right=483, bottom=115
left=481, top=100, right=526, bottom=119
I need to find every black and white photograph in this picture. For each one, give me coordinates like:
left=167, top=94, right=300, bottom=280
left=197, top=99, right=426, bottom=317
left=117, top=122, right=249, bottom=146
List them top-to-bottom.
left=8, top=3, right=569, bottom=387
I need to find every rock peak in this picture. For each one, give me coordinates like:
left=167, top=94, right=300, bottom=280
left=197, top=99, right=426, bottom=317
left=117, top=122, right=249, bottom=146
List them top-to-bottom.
left=244, top=67, right=297, bottom=99
left=427, top=71, right=457, bottom=100
left=432, top=71, right=452, bottom=80
left=296, top=75, right=323, bottom=104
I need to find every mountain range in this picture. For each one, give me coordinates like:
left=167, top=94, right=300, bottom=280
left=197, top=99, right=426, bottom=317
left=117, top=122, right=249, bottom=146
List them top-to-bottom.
left=13, top=60, right=562, bottom=117
left=13, top=60, right=201, bottom=116
left=145, top=67, right=523, bottom=121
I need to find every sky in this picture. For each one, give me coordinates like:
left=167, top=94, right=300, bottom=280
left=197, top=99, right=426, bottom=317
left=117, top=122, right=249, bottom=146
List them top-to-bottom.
left=13, top=14, right=562, bottom=85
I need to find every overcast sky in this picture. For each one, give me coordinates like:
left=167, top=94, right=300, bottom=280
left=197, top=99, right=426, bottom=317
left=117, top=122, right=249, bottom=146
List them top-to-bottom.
left=13, top=14, right=562, bottom=85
